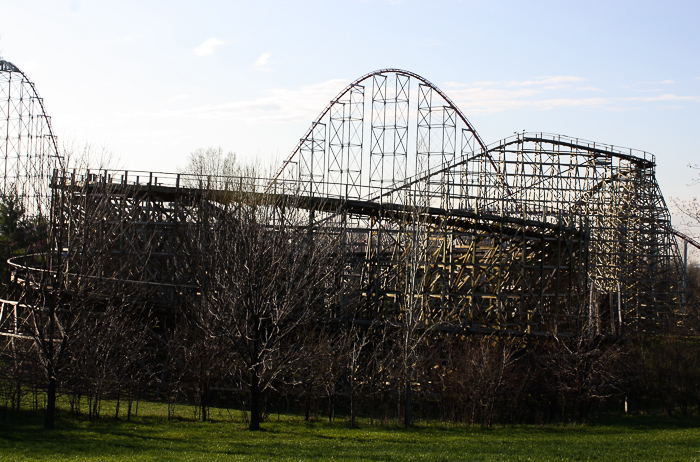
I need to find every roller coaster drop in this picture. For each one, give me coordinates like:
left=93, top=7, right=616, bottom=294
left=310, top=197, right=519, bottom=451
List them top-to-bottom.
left=0, top=61, right=690, bottom=340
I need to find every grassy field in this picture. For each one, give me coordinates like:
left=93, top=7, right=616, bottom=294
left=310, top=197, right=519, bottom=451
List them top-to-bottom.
left=1, top=400, right=699, bottom=461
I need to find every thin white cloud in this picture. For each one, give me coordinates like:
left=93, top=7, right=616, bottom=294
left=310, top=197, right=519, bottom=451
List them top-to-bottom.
left=194, top=38, right=225, bottom=56
left=254, top=52, right=272, bottom=71
left=143, top=76, right=700, bottom=123
left=442, top=76, right=699, bottom=115
left=444, top=76, right=585, bottom=90
left=504, top=76, right=585, bottom=87
left=150, top=79, right=350, bottom=123
left=636, top=79, right=675, bottom=85
left=624, top=80, right=678, bottom=92
left=444, top=81, right=493, bottom=88
left=472, top=81, right=496, bottom=87
left=575, top=85, right=604, bottom=92
left=447, top=87, right=542, bottom=101
left=452, top=91, right=700, bottom=116
left=453, top=93, right=611, bottom=115
left=624, top=94, right=700, bottom=103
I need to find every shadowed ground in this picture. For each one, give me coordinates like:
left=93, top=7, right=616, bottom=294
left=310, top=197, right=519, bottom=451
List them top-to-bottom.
left=1, top=406, right=699, bottom=461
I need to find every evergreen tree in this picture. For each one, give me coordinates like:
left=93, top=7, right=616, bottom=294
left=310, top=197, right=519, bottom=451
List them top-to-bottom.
left=0, top=190, right=27, bottom=291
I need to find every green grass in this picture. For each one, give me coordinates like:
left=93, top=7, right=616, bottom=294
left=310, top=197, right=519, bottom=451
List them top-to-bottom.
left=1, top=401, right=699, bottom=461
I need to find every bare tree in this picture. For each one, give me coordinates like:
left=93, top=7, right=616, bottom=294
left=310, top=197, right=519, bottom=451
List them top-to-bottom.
left=63, top=141, right=121, bottom=172
left=178, top=147, right=252, bottom=190
left=181, top=147, right=238, bottom=177
left=7, top=170, right=153, bottom=428
left=188, top=189, right=340, bottom=430
left=396, top=198, right=448, bottom=427
left=66, top=297, right=152, bottom=420
left=166, top=315, right=231, bottom=422
left=344, top=323, right=371, bottom=427
left=541, top=333, right=633, bottom=422
left=642, top=335, right=700, bottom=417
left=442, top=337, right=518, bottom=425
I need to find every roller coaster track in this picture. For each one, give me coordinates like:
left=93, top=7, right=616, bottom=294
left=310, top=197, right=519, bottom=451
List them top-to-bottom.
left=0, top=63, right=693, bottom=337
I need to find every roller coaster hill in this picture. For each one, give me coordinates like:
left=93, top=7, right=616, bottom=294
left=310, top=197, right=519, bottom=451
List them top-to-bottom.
left=0, top=61, right=695, bottom=341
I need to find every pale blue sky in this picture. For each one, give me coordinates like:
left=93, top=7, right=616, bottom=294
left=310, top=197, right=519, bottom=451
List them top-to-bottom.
left=2, top=0, right=699, bottom=214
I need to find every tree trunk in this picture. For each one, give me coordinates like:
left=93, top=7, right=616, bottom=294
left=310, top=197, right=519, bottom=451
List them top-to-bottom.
left=249, top=366, right=261, bottom=431
left=349, top=370, right=356, bottom=427
left=44, top=373, right=56, bottom=430
left=404, top=375, right=412, bottom=427
left=304, top=379, right=312, bottom=421
left=14, top=381, right=21, bottom=412
left=200, top=383, right=208, bottom=422
left=327, top=387, right=335, bottom=423
left=91, top=391, right=100, bottom=420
